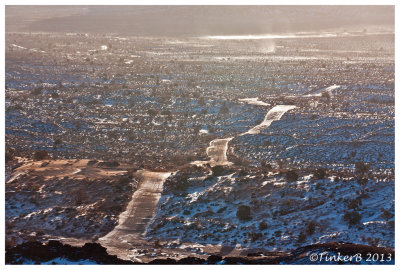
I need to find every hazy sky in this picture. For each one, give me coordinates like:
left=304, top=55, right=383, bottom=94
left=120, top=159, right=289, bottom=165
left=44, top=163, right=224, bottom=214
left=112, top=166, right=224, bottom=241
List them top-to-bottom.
left=6, top=5, right=394, bottom=36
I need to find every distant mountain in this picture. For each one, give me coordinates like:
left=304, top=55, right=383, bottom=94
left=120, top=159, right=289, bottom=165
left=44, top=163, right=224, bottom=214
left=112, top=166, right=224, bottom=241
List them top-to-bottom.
left=6, top=5, right=394, bottom=36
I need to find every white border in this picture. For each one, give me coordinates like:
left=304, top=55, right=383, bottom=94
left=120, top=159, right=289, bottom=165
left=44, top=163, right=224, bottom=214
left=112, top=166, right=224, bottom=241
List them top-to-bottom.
left=1, top=0, right=400, bottom=5
left=1, top=1, right=398, bottom=269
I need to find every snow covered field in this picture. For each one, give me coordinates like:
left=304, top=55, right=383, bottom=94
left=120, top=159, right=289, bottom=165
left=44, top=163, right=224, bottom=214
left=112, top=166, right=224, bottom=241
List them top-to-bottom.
left=5, top=159, right=140, bottom=246
left=147, top=167, right=394, bottom=251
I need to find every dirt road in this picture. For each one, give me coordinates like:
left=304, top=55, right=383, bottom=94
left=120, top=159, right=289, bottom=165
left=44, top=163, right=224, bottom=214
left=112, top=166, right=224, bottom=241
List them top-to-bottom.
left=99, top=103, right=297, bottom=261
left=191, top=104, right=296, bottom=168
left=244, top=105, right=296, bottom=135
left=206, top=137, right=234, bottom=166
left=97, top=170, right=172, bottom=261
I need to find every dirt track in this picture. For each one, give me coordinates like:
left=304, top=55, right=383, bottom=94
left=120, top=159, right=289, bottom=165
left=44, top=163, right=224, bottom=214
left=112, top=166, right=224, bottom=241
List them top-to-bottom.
left=206, top=137, right=234, bottom=166
left=97, top=170, right=172, bottom=261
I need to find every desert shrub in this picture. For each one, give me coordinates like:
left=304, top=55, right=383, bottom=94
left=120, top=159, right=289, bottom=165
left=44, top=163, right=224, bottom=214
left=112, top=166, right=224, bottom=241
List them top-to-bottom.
left=32, top=87, right=43, bottom=95
left=321, top=91, right=331, bottom=101
left=148, top=109, right=157, bottom=117
left=161, top=110, right=171, bottom=116
left=54, top=138, right=62, bottom=146
left=263, top=141, right=271, bottom=147
left=5, top=148, right=15, bottom=162
left=33, top=150, right=49, bottom=160
left=87, top=160, right=98, bottom=166
left=40, top=161, right=50, bottom=168
left=97, top=161, right=120, bottom=167
left=260, top=161, right=273, bottom=172
left=355, top=162, right=369, bottom=175
left=211, top=165, right=225, bottom=176
left=314, top=168, right=327, bottom=179
left=238, top=169, right=248, bottom=177
left=286, top=170, right=298, bottom=182
left=165, top=173, right=189, bottom=194
left=174, top=175, right=189, bottom=192
left=204, top=175, right=214, bottom=181
left=114, top=176, right=131, bottom=192
left=356, top=178, right=368, bottom=187
left=315, top=182, right=324, bottom=190
left=74, top=187, right=89, bottom=205
left=347, top=198, right=362, bottom=210
left=108, top=205, right=123, bottom=212
left=236, top=205, right=252, bottom=221
left=217, top=206, right=227, bottom=214
left=380, top=208, right=394, bottom=221
left=343, top=211, right=362, bottom=227
left=259, top=221, right=268, bottom=230
left=305, top=221, right=317, bottom=235
left=388, top=221, right=394, bottom=229
left=36, top=230, right=45, bottom=237
left=297, top=231, right=306, bottom=242
left=249, top=232, right=263, bottom=242
left=5, top=237, right=18, bottom=248
left=367, top=237, right=381, bottom=247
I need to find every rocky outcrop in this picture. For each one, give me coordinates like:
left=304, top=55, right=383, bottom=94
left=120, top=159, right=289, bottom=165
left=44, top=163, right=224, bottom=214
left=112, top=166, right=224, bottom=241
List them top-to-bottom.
left=6, top=240, right=395, bottom=265
left=6, top=240, right=136, bottom=265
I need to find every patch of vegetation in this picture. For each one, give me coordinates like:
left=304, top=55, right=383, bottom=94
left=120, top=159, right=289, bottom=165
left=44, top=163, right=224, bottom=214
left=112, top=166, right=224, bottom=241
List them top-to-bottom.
left=5, top=148, right=15, bottom=162
left=33, top=150, right=49, bottom=161
left=87, top=160, right=98, bottom=166
left=97, top=161, right=120, bottom=167
left=260, top=161, right=273, bottom=172
left=355, top=162, right=369, bottom=175
left=211, top=165, right=225, bottom=176
left=314, top=168, right=327, bottom=179
left=238, top=169, right=248, bottom=177
left=286, top=170, right=298, bottom=182
left=165, top=173, right=189, bottom=194
left=114, top=176, right=131, bottom=192
left=347, top=198, right=362, bottom=210
left=236, top=205, right=252, bottom=221
left=217, top=206, right=227, bottom=214
left=380, top=208, right=394, bottom=221
left=343, top=210, right=362, bottom=227
left=259, top=221, right=268, bottom=230
left=305, top=221, right=317, bottom=235
left=297, top=231, right=306, bottom=243
left=249, top=232, right=263, bottom=242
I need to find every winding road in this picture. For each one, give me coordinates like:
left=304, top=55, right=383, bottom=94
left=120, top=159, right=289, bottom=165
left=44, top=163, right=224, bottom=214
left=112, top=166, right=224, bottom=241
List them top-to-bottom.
left=99, top=99, right=299, bottom=261
left=205, top=104, right=296, bottom=166
left=244, top=105, right=296, bottom=135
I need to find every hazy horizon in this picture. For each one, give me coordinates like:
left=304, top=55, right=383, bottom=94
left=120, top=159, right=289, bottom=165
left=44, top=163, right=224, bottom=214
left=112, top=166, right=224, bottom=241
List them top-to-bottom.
left=6, top=5, right=394, bottom=37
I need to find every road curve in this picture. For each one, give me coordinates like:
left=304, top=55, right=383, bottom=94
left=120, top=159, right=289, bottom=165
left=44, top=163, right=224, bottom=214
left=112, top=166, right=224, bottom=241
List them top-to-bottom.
left=191, top=104, right=296, bottom=168
left=244, top=105, right=296, bottom=135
